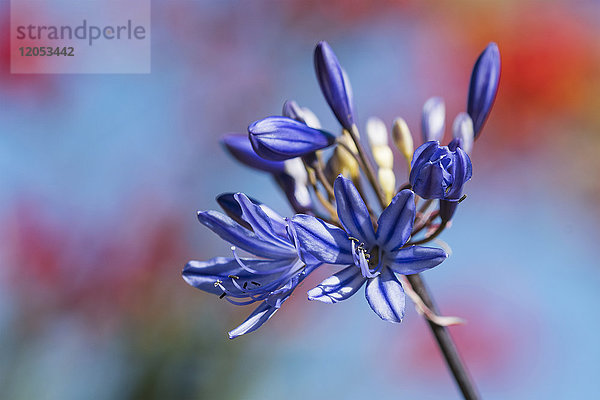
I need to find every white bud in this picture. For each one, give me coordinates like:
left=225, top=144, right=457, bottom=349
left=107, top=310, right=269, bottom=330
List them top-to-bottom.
left=422, top=97, right=445, bottom=142
left=366, top=116, right=388, bottom=147
left=392, top=117, right=414, bottom=165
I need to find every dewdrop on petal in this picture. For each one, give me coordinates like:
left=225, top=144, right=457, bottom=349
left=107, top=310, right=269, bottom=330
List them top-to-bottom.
left=392, top=117, right=414, bottom=168
left=378, top=168, right=396, bottom=204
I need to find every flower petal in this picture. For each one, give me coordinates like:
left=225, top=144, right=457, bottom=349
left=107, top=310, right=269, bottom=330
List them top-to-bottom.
left=314, top=41, right=355, bottom=131
left=468, top=42, right=500, bottom=138
left=421, top=97, right=445, bottom=143
left=248, top=116, right=336, bottom=161
left=221, top=134, right=285, bottom=173
left=445, top=146, right=472, bottom=200
left=334, top=175, right=376, bottom=244
left=376, top=189, right=415, bottom=251
left=234, top=193, right=295, bottom=252
left=197, top=210, right=292, bottom=258
left=290, top=214, right=353, bottom=265
left=385, top=246, right=447, bottom=275
left=182, top=257, right=295, bottom=296
left=307, top=265, right=365, bottom=304
left=365, top=267, right=405, bottom=323
left=228, top=301, right=278, bottom=339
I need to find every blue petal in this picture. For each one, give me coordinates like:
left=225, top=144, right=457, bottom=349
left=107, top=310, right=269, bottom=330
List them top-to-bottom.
left=314, top=41, right=355, bottom=131
left=467, top=42, right=500, bottom=138
left=421, top=97, right=445, bottom=143
left=248, top=116, right=336, bottom=161
left=221, top=134, right=285, bottom=173
left=410, top=140, right=439, bottom=172
left=445, top=146, right=472, bottom=200
left=333, top=175, right=376, bottom=244
left=376, top=189, right=415, bottom=252
left=217, top=193, right=289, bottom=239
left=234, top=193, right=295, bottom=252
left=197, top=210, right=293, bottom=258
left=290, top=214, right=353, bottom=265
left=385, top=246, right=447, bottom=275
left=182, top=257, right=295, bottom=296
left=307, top=265, right=365, bottom=304
left=365, top=267, right=405, bottom=323
left=228, top=301, right=278, bottom=339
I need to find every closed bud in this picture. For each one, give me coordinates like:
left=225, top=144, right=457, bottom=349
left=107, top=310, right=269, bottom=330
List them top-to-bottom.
left=314, top=41, right=356, bottom=132
left=468, top=42, right=500, bottom=138
left=421, top=97, right=445, bottom=143
left=452, top=112, right=474, bottom=154
left=248, top=116, right=336, bottom=161
left=366, top=117, right=388, bottom=147
left=392, top=117, right=414, bottom=167
left=221, top=134, right=285, bottom=173
left=409, top=141, right=472, bottom=201
left=372, top=146, right=394, bottom=170
left=378, top=168, right=396, bottom=204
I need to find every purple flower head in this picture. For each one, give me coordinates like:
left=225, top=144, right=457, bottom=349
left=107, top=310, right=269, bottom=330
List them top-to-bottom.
left=314, top=41, right=356, bottom=132
left=467, top=42, right=500, bottom=138
left=421, top=97, right=446, bottom=143
left=248, top=116, right=336, bottom=161
left=409, top=140, right=472, bottom=201
left=291, top=176, right=447, bottom=323
left=183, top=193, right=320, bottom=338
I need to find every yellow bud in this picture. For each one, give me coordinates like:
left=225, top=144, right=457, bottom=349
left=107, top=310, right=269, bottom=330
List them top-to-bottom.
left=366, top=117, right=388, bottom=147
left=392, top=117, right=414, bottom=168
left=336, top=134, right=359, bottom=178
left=372, top=146, right=394, bottom=170
left=378, top=168, right=396, bottom=204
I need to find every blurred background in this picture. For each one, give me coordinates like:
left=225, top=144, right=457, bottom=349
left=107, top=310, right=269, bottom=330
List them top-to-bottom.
left=1, top=0, right=600, bottom=399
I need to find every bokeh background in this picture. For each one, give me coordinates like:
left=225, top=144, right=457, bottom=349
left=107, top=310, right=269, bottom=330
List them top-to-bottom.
left=1, top=1, right=600, bottom=399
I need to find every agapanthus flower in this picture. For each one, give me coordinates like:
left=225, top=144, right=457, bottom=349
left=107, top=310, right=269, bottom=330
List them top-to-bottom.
left=314, top=41, right=356, bottom=132
left=468, top=42, right=501, bottom=138
left=422, top=97, right=446, bottom=143
left=248, top=116, right=336, bottom=161
left=409, top=140, right=472, bottom=201
left=291, top=175, right=447, bottom=322
left=182, top=193, right=319, bottom=338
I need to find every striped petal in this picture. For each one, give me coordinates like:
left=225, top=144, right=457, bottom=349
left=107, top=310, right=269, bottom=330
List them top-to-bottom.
left=249, top=116, right=335, bottom=161
left=334, top=175, right=376, bottom=244
left=376, top=189, right=415, bottom=252
left=235, top=193, right=295, bottom=252
left=197, top=210, right=292, bottom=258
left=290, top=214, right=353, bottom=265
left=385, top=246, right=447, bottom=275
left=307, top=265, right=365, bottom=304
left=365, top=267, right=405, bottom=323
left=228, top=301, right=278, bottom=339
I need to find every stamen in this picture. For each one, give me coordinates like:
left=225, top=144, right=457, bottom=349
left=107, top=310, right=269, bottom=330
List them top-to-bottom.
left=458, top=194, right=467, bottom=203
left=228, top=275, right=240, bottom=279
left=214, top=280, right=223, bottom=288
left=251, top=281, right=261, bottom=286
left=219, top=293, right=226, bottom=299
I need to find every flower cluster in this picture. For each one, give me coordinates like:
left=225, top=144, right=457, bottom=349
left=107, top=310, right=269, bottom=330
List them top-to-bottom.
left=184, top=41, right=500, bottom=338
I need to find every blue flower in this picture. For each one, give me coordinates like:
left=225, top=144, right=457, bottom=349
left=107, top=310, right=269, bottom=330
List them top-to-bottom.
left=314, top=41, right=356, bottom=132
left=467, top=42, right=500, bottom=138
left=248, top=116, right=336, bottom=161
left=222, top=133, right=285, bottom=173
left=409, top=140, right=472, bottom=201
left=291, top=175, right=447, bottom=322
left=183, top=193, right=320, bottom=338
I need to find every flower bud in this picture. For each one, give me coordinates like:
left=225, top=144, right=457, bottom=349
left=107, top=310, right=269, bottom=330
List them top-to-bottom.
left=314, top=41, right=356, bottom=132
left=468, top=42, right=500, bottom=138
left=421, top=97, right=445, bottom=143
left=282, top=100, right=322, bottom=129
left=452, top=112, right=474, bottom=154
left=248, top=116, right=336, bottom=161
left=366, top=117, right=388, bottom=147
left=392, top=117, right=413, bottom=167
left=221, top=134, right=285, bottom=173
left=409, top=141, right=472, bottom=201
left=378, top=168, right=396, bottom=204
